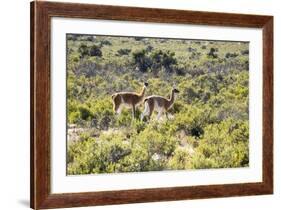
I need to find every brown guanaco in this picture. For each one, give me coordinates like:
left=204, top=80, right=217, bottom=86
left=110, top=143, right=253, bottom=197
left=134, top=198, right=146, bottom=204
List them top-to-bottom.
left=112, top=82, right=148, bottom=119
left=141, top=87, right=179, bottom=121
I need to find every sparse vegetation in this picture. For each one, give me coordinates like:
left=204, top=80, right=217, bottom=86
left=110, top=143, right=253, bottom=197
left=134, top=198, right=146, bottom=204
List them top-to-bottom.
left=66, top=34, right=249, bottom=175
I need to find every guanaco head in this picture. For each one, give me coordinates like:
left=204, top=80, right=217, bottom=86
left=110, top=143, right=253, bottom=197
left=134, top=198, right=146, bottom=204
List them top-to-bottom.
left=172, top=82, right=179, bottom=94
left=173, top=88, right=180, bottom=94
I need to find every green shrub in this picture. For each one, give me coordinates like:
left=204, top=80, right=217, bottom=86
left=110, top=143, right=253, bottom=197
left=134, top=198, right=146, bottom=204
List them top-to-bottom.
left=66, top=35, right=250, bottom=174
left=100, top=40, right=112, bottom=46
left=78, top=43, right=89, bottom=58
left=89, top=45, right=102, bottom=57
left=207, top=47, right=218, bottom=59
left=117, top=48, right=131, bottom=56
left=132, top=49, right=152, bottom=72
left=225, top=52, right=239, bottom=58
left=173, top=105, right=211, bottom=138
left=189, top=118, right=249, bottom=169
left=137, top=123, right=177, bottom=157
left=68, top=132, right=131, bottom=174
left=168, top=147, right=191, bottom=170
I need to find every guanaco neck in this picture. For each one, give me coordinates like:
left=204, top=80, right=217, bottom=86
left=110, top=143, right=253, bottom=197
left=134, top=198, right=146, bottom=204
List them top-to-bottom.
left=136, top=86, right=146, bottom=104
left=139, top=86, right=146, bottom=98
left=167, top=90, right=175, bottom=109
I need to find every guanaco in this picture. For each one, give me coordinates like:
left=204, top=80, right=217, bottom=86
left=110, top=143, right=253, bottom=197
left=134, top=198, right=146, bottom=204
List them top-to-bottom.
left=112, top=82, right=148, bottom=118
left=141, top=87, right=180, bottom=121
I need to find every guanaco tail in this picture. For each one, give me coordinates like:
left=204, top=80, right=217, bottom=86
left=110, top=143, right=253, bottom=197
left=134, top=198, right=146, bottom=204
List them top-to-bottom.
left=112, top=82, right=148, bottom=119
left=141, top=87, right=180, bottom=121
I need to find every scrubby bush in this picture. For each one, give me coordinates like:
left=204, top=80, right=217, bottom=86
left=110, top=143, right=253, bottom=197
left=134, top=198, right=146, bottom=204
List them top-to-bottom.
left=67, top=34, right=78, bottom=41
left=66, top=35, right=250, bottom=174
left=86, top=36, right=95, bottom=42
left=134, top=37, right=144, bottom=41
left=100, top=40, right=112, bottom=46
left=78, top=43, right=89, bottom=58
left=78, top=44, right=102, bottom=58
left=89, top=45, right=102, bottom=57
left=145, top=45, right=153, bottom=52
left=201, top=45, right=207, bottom=49
left=187, top=47, right=196, bottom=52
left=207, top=47, right=219, bottom=59
left=117, top=48, right=131, bottom=56
left=132, top=49, right=152, bottom=72
left=132, top=49, right=178, bottom=74
left=241, top=49, right=249, bottom=55
left=151, top=50, right=177, bottom=73
left=189, top=52, right=201, bottom=60
left=225, top=52, right=239, bottom=58
left=67, top=101, right=93, bottom=124
left=172, top=105, right=211, bottom=138
left=189, top=119, right=249, bottom=169
left=68, top=133, right=132, bottom=174
left=168, top=147, right=191, bottom=170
